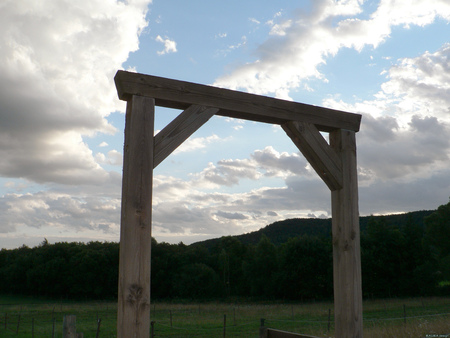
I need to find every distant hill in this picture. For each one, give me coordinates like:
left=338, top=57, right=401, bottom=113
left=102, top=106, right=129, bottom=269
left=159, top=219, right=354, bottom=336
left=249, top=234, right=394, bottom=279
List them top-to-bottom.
left=192, top=209, right=434, bottom=249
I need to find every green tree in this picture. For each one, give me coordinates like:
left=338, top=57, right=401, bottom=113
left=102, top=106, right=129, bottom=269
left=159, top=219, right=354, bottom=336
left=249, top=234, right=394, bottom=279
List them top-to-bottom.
left=425, top=199, right=450, bottom=259
left=425, top=199, right=450, bottom=294
left=401, top=215, right=436, bottom=296
left=362, top=216, right=408, bottom=297
left=243, top=234, right=278, bottom=298
left=277, top=235, right=332, bottom=300
left=212, top=236, right=247, bottom=297
left=151, top=239, right=186, bottom=299
left=173, top=263, right=221, bottom=299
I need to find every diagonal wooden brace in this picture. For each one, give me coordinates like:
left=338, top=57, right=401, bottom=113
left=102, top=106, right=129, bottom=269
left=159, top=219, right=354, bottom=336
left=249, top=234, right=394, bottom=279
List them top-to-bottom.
left=153, top=105, right=219, bottom=168
left=282, top=121, right=343, bottom=191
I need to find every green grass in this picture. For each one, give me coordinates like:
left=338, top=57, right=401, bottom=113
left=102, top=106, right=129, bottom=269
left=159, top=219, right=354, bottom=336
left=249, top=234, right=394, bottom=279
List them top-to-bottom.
left=0, top=296, right=449, bottom=337
left=0, top=297, right=117, bottom=337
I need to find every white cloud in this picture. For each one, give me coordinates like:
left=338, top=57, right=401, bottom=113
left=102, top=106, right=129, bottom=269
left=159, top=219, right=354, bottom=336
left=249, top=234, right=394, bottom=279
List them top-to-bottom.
left=0, top=0, right=151, bottom=185
left=0, top=0, right=151, bottom=246
left=214, top=0, right=450, bottom=98
left=268, top=19, right=293, bottom=36
left=156, top=35, right=177, bottom=55
left=228, top=36, right=248, bottom=51
left=322, top=40, right=450, bottom=214
left=324, top=42, right=450, bottom=176
left=380, top=44, right=450, bottom=125
left=357, top=114, right=450, bottom=181
left=173, top=134, right=221, bottom=154
left=147, top=146, right=331, bottom=239
left=190, top=146, right=307, bottom=188
left=252, top=146, right=309, bottom=177
left=96, top=150, right=123, bottom=166
left=193, top=160, right=261, bottom=188
left=0, top=191, right=121, bottom=235
left=214, top=210, right=248, bottom=220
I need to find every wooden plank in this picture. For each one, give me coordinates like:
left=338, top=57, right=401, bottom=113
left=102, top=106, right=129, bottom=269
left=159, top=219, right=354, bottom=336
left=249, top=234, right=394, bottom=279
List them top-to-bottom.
left=115, top=70, right=361, bottom=132
left=117, top=95, right=154, bottom=338
left=153, top=105, right=218, bottom=168
left=282, top=121, right=343, bottom=191
left=330, top=130, right=363, bottom=338
left=265, top=328, right=321, bottom=338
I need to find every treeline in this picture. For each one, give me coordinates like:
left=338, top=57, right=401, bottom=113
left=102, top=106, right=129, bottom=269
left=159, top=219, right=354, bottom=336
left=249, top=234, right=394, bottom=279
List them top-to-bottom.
left=0, top=201, right=449, bottom=300
left=0, top=241, right=119, bottom=299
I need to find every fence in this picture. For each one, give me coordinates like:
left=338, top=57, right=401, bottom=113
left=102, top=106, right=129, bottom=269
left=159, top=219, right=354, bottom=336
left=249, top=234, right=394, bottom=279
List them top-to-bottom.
left=1, top=300, right=449, bottom=337
left=0, top=301, right=116, bottom=337
left=259, top=318, right=321, bottom=338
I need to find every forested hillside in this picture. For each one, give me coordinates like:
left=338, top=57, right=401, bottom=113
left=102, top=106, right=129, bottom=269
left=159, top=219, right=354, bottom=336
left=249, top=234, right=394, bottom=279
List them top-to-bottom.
left=0, top=201, right=449, bottom=300
left=193, top=209, right=433, bottom=248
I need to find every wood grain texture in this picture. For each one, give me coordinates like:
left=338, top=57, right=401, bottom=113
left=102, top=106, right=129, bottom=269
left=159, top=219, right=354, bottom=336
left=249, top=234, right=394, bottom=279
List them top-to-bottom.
left=114, top=70, right=361, bottom=132
left=117, top=95, right=154, bottom=338
left=154, top=105, right=218, bottom=168
left=282, top=121, right=343, bottom=191
left=330, top=130, right=363, bottom=338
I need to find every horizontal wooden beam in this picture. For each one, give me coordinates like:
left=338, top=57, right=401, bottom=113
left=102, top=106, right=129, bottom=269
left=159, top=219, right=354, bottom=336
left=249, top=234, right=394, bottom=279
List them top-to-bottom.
left=115, top=70, right=361, bottom=132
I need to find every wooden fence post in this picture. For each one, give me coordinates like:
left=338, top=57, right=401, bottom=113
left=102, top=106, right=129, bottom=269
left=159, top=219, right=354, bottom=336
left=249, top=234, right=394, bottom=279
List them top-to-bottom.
left=117, top=95, right=155, bottom=337
left=330, top=130, right=363, bottom=338
left=403, top=304, right=406, bottom=324
left=328, top=308, right=331, bottom=332
left=16, top=313, right=20, bottom=334
left=223, top=314, right=226, bottom=338
left=63, top=315, right=77, bottom=338
left=96, top=318, right=101, bottom=338
left=259, top=318, right=267, bottom=338
left=150, top=321, right=155, bottom=338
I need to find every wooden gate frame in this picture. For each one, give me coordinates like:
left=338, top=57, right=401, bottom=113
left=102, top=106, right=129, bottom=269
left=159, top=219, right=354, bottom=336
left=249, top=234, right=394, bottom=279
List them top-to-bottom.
left=114, top=70, right=363, bottom=337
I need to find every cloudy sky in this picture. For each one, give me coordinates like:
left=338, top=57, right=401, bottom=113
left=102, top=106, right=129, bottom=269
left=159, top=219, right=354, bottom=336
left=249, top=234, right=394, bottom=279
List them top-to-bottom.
left=1, top=0, right=449, bottom=249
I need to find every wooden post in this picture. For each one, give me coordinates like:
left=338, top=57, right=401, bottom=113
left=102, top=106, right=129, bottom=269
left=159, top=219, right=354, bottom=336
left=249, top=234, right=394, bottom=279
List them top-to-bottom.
left=117, top=95, right=155, bottom=337
left=330, top=129, right=363, bottom=337
left=403, top=304, right=406, bottom=324
left=327, top=308, right=331, bottom=332
left=16, top=313, right=21, bottom=334
left=223, top=314, right=226, bottom=338
left=63, top=315, right=77, bottom=338
left=52, top=318, right=55, bottom=338
left=96, top=318, right=101, bottom=338
left=259, top=318, right=267, bottom=338
left=150, top=321, right=155, bottom=338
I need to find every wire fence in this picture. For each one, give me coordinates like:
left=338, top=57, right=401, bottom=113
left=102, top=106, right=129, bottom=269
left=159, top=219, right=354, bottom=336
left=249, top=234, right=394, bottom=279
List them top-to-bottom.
left=0, top=301, right=449, bottom=337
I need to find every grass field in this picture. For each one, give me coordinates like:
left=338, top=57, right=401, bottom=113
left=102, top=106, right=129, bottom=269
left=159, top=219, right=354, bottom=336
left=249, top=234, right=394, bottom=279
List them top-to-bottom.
left=0, top=295, right=449, bottom=337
